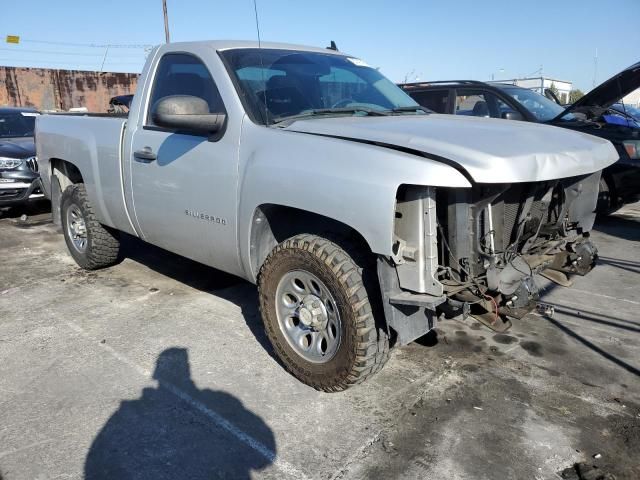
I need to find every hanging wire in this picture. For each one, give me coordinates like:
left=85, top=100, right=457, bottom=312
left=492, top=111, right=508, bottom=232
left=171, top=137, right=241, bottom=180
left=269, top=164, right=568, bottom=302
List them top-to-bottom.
left=16, top=38, right=153, bottom=49
left=0, top=47, right=144, bottom=57
left=0, top=58, right=141, bottom=67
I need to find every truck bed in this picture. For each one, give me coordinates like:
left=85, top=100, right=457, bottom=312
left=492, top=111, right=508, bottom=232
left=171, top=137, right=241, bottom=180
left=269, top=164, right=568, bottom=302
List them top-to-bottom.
left=46, top=112, right=128, bottom=119
left=36, top=114, right=134, bottom=234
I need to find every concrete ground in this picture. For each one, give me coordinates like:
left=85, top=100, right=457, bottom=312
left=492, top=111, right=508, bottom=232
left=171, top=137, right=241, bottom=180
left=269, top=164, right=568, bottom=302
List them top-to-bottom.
left=0, top=200, right=638, bottom=480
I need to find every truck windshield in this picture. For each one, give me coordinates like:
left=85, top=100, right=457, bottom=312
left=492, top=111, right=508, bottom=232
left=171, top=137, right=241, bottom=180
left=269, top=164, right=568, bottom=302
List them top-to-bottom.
left=220, top=48, right=422, bottom=125
left=496, top=86, right=570, bottom=122
left=0, top=112, right=37, bottom=138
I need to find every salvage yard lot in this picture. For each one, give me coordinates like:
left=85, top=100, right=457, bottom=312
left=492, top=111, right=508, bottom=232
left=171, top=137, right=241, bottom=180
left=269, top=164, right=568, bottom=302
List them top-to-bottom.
left=1, top=202, right=639, bottom=480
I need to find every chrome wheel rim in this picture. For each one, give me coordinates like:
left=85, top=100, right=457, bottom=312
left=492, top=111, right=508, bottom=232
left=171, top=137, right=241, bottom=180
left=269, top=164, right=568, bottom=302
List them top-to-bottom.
left=66, top=203, right=88, bottom=253
left=275, top=270, right=342, bottom=363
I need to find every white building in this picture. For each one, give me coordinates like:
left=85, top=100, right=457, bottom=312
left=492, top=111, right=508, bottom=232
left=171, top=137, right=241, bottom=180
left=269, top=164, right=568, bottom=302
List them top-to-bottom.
left=494, top=77, right=573, bottom=104
left=621, top=88, right=640, bottom=108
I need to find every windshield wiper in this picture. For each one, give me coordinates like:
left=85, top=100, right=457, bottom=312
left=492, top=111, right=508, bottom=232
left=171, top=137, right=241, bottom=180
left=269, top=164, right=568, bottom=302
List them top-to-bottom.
left=388, top=105, right=430, bottom=114
left=272, top=107, right=390, bottom=124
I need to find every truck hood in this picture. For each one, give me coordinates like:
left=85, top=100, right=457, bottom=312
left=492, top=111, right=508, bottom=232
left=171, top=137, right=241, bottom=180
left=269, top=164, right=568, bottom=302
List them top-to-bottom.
left=558, top=61, right=640, bottom=118
left=284, top=114, right=618, bottom=184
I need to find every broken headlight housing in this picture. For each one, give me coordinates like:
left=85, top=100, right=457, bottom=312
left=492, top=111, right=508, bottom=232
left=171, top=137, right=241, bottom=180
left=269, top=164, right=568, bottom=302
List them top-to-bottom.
left=0, top=157, right=24, bottom=169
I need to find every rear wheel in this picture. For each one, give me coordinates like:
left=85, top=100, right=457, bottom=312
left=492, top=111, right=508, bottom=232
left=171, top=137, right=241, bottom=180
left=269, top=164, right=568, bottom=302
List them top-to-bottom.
left=60, top=183, right=120, bottom=270
left=258, top=234, right=389, bottom=392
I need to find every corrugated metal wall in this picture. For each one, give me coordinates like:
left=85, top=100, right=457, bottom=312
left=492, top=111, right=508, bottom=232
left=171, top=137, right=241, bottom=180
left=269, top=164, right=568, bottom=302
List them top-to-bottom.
left=0, top=67, right=138, bottom=112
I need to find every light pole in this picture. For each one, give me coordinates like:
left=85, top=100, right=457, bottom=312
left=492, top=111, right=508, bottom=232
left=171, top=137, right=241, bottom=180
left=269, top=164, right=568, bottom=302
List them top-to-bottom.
left=162, top=0, right=170, bottom=43
left=593, top=48, right=598, bottom=88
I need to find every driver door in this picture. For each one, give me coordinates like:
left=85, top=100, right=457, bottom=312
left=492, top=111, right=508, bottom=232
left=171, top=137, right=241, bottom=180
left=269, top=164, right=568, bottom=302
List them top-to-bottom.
left=129, top=53, right=238, bottom=272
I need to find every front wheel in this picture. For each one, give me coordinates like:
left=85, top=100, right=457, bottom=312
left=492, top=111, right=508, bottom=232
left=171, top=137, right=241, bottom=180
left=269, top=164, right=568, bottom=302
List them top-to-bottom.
left=60, top=183, right=120, bottom=270
left=258, top=234, right=389, bottom=392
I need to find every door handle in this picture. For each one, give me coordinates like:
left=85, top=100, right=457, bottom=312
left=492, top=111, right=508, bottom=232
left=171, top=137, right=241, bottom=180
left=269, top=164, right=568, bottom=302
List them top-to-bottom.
left=134, top=147, right=157, bottom=161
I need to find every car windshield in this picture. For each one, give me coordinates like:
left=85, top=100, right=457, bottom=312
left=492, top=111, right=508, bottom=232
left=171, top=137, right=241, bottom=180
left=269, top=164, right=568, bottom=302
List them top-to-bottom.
left=220, top=48, right=422, bottom=125
left=497, top=86, right=568, bottom=122
left=612, top=103, right=640, bottom=121
left=0, top=112, right=37, bottom=138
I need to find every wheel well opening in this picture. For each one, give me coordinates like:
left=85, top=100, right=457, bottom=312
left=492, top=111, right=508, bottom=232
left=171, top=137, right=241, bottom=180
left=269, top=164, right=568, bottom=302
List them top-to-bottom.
left=51, top=158, right=84, bottom=191
left=49, top=159, right=84, bottom=226
left=249, top=204, right=373, bottom=277
left=251, top=205, right=394, bottom=351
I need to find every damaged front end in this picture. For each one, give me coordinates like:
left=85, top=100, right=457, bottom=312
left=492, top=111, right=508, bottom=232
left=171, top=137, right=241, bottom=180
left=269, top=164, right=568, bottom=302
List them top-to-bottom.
left=379, top=172, right=601, bottom=344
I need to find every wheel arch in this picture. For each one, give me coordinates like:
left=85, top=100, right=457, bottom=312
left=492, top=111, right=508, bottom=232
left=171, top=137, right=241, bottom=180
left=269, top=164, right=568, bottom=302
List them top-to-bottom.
left=49, top=158, right=85, bottom=225
left=247, top=204, right=374, bottom=282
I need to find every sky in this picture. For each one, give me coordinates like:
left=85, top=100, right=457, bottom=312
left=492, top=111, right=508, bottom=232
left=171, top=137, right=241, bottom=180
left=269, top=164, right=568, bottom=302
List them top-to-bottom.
left=1, top=0, right=639, bottom=92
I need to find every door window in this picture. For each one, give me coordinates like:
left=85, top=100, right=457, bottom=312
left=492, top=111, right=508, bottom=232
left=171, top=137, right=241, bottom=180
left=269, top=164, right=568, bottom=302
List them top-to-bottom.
left=147, top=53, right=224, bottom=125
left=455, top=89, right=517, bottom=119
left=409, top=90, right=450, bottom=113
left=455, top=90, right=492, bottom=117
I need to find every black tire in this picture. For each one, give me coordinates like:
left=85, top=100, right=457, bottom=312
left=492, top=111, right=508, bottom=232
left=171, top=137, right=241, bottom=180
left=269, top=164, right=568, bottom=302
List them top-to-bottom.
left=596, top=176, right=614, bottom=215
left=60, top=183, right=120, bottom=270
left=258, top=234, right=389, bottom=392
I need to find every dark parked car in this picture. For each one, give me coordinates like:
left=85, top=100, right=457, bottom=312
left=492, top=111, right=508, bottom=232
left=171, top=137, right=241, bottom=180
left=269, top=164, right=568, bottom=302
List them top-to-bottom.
left=400, top=62, right=640, bottom=213
left=107, top=94, right=134, bottom=114
left=0, top=107, right=43, bottom=208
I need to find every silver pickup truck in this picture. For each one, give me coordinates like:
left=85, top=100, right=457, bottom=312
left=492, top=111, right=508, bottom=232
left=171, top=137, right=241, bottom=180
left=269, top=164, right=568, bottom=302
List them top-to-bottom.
left=36, top=41, right=617, bottom=391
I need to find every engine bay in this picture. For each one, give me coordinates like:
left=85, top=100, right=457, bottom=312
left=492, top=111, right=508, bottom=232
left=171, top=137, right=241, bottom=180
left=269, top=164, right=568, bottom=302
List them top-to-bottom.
left=435, top=172, right=601, bottom=330
left=386, top=173, right=602, bottom=340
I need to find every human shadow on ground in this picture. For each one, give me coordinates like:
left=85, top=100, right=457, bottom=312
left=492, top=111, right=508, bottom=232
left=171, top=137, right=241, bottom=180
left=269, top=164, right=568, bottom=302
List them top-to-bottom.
left=84, top=348, right=276, bottom=480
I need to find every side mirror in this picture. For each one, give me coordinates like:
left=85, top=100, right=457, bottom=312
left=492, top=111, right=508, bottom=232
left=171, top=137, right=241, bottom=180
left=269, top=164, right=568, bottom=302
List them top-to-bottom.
left=151, top=95, right=225, bottom=134
left=502, top=111, right=524, bottom=121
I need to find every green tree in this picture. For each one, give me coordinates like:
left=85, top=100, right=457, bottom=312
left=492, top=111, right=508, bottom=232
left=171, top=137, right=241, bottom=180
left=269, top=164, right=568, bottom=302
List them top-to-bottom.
left=549, top=82, right=560, bottom=99
left=569, top=89, right=585, bottom=104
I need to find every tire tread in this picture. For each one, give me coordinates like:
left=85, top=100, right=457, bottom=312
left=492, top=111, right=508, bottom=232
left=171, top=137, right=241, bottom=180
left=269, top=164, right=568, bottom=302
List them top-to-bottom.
left=61, top=184, right=120, bottom=270
left=258, top=234, right=389, bottom=392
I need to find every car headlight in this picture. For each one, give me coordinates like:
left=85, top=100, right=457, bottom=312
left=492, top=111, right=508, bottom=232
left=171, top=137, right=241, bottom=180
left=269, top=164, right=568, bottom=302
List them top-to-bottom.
left=623, top=140, right=640, bottom=159
left=0, top=157, right=25, bottom=169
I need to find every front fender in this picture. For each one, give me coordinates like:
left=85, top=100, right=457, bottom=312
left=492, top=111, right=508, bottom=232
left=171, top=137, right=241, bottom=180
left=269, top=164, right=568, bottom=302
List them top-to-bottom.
left=237, top=122, right=470, bottom=278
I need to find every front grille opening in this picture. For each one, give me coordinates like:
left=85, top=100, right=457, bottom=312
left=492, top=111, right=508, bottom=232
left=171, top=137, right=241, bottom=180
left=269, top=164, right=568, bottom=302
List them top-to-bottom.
left=26, top=157, right=39, bottom=172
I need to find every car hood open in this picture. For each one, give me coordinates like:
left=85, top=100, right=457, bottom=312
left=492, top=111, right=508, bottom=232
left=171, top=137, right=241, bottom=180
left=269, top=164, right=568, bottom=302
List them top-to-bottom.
left=557, top=61, right=640, bottom=119
left=284, top=114, right=618, bottom=184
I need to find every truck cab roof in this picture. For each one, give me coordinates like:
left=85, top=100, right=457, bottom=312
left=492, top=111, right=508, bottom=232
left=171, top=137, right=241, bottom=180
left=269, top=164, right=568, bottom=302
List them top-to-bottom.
left=154, top=40, right=350, bottom=56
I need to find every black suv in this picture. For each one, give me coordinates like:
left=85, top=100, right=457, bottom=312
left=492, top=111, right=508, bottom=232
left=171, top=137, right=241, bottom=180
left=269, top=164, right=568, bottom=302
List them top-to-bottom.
left=400, top=62, right=640, bottom=213
left=0, top=107, right=43, bottom=208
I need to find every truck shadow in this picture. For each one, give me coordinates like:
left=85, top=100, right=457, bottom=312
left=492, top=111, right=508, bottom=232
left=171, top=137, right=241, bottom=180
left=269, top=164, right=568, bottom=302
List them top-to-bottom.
left=0, top=199, right=51, bottom=219
left=594, top=213, right=640, bottom=242
left=118, top=234, right=276, bottom=360
left=596, top=256, right=640, bottom=275
left=540, top=301, right=640, bottom=329
left=540, top=314, right=640, bottom=378
left=84, top=347, right=276, bottom=480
